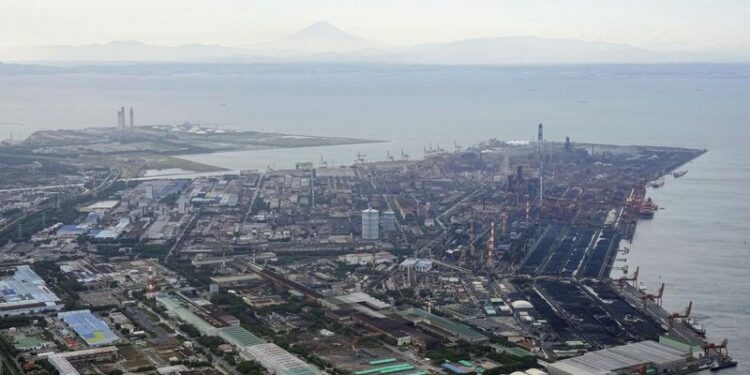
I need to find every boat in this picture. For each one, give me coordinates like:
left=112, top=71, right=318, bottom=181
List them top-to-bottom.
left=673, top=170, right=688, bottom=178
left=648, top=177, right=665, bottom=188
left=639, top=198, right=658, bottom=219
left=687, top=318, right=706, bottom=336
left=710, top=358, right=738, bottom=371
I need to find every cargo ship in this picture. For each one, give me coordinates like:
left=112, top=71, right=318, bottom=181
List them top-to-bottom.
left=673, top=170, right=688, bottom=178
left=648, top=177, right=665, bottom=188
left=639, top=198, right=658, bottom=219
left=687, top=318, right=706, bottom=337
left=711, top=358, right=738, bottom=371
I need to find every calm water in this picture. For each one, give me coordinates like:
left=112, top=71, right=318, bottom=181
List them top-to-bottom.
left=1, top=64, right=748, bottom=368
left=625, top=149, right=750, bottom=373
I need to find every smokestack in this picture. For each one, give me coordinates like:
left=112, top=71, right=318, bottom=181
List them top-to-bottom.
left=129, top=107, right=134, bottom=129
left=538, top=123, right=543, bottom=142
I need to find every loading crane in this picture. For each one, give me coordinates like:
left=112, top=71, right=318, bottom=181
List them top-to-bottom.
left=401, top=149, right=410, bottom=161
left=386, top=151, right=395, bottom=162
left=355, top=152, right=367, bottom=164
left=616, top=266, right=639, bottom=288
left=641, top=282, right=665, bottom=307
left=667, top=301, right=692, bottom=327
left=703, top=338, right=729, bottom=358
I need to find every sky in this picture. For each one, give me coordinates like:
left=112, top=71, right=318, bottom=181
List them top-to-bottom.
left=1, top=0, right=749, bottom=52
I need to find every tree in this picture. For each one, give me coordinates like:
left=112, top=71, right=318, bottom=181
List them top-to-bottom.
left=236, top=361, right=263, bottom=375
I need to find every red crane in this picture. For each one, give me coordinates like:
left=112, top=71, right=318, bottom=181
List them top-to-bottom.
left=617, top=266, right=639, bottom=288
left=641, top=282, right=665, bottom=308
left=667, top=301, right=692, bottom=327
left=703, top=338, right=729, bottom=357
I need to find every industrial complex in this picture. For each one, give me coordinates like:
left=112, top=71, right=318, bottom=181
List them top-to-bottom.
left=0, top=121, right=737, bottom=375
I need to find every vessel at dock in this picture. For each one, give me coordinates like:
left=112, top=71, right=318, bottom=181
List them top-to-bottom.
left=648, top=177, right=665, bottom=188
left=639, top=198, right=658, bottom=219
left=687, top=318, right=706, bottom=337
left=710, top=358, right=738, bottom=371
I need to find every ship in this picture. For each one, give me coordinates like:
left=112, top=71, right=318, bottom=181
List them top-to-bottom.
left=673, top=170, right=688, bottom=178
left=648, top=177, right=665, bottom=188
left=639, top=198, right=658, bottom=219
left=637, top=281, right=648, bottom=292
left=687, top=318, right=706, bottom=337
left=710, top=358, right=738, bottom=371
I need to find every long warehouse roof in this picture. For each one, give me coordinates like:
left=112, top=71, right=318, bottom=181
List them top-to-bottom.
left=548, top=340, right=687, bottom=374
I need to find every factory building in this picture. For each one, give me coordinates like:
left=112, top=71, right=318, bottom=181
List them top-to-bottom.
left=176, top=195, right=190, bottom=214
left=362, top=208, right=379, bottom=240
left=382, top=210, right=397, bottom=232
left=338, top=251, right=397, bottom=266
left=399, top=258, right=433, bottom=273
left=0, top=266, right=63, bottom=317
left=157, top=294, right=318, bottom=375
left=402, top=308, right=489, bottom=344
left=58, top=310, right=119, bottom=346
left=546, top=340, right=690, bottom=375
left=41, top=346, right=119, bottom=375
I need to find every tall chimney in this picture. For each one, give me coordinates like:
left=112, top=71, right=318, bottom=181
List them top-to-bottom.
left=129, top=107, right=134, bottom=129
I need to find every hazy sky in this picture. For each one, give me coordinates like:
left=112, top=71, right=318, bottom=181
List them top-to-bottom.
left=2, top=0, right=749, bottom=52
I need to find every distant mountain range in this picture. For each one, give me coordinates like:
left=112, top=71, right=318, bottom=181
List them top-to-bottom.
left=1, top=21, right=746, bottom=64
left=252, top=21, right=380, bottom=53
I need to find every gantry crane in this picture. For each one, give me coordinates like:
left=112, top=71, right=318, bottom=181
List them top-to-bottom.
left=616, top=266, right=639, bottom=288
left=641, top=282, right=664, bottom=308
left=667, top=301, right=693, bottom=327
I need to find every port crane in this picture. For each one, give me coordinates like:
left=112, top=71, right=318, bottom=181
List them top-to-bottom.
left=400, top=150, right=410, bottom=161
left=386, top=151, right=395, bottom=162
left=355, top=152, right=367, bottom=164
left=319, top=155, right=328, bottom=168
left=616, top=266, right=639, bottom=288
left=641, top=282, right=665, bottom=307
left=667, top=301, right=693, bottom=327
left=703, top=338, right=729, bottom=357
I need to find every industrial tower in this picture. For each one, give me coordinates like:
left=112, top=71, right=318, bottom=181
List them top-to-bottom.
left=116, top=106, right=135, bottom=130
left=487, top=221, right=495, bottom=270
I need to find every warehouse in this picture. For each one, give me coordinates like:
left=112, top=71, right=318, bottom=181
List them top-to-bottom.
left=0, top=266, right=62, bottom=316
left=156, top=294, right=318, bottom=375
left=402, top=308, right=488, bottom=344
left=58, top=310, right=119, bottom=346
left=546, top=340, right=689, bottom=375
left=244, top=343, right=318, bottom=375
left=42, top=346, right=118, bottom=375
